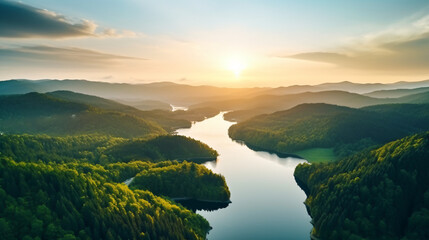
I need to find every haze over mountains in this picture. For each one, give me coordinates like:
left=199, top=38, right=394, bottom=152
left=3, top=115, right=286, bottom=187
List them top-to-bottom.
left=2, top=78, right=429, bottom=107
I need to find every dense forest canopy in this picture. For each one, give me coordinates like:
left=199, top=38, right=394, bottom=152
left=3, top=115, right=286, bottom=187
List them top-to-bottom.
left=294, top=132, right=429, bottom=240
left=0, top=133, right=229, bottom=239
left=0, top=157, right=212, bottom=240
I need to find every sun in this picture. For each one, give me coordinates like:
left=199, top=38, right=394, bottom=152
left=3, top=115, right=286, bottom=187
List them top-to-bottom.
left=227, top=57, right=246, bottom=78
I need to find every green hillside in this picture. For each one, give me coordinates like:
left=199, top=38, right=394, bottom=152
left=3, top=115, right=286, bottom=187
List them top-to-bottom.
left=365, top=87, right=429, bottom=98
left=0, top=92, right=167, bottom=138
left=229, top=103, right=429, bottom=159
left=294, top=132, right=429, bottom=240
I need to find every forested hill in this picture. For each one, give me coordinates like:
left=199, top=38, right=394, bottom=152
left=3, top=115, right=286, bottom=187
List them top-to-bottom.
left=0, top=92, right=166, bottom=138
left=228, top=103, right=429, bottom=158
left=294, top=132, right=429, bottom=240
left=0, top=133, right=230, bottom=239
left=0, top=134, right=218, bottom=165
left=0, top=157, right=211, bottom=240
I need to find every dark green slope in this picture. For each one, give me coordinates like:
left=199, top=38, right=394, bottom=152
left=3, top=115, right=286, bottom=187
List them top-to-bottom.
left=365, top=87, right=429, bottom=98
left=47, top=90, right=138, bottom=112
left=397, top=91, right=429, bottom=104
left=0, top=92, right=166, bottom=138
left=229, top=103, right=429, bottom=157
left=362, top=104, right=429, bottom=129
left=294, top=132, right=429, bottom=240
left=0, top=157, right=211, bottom=240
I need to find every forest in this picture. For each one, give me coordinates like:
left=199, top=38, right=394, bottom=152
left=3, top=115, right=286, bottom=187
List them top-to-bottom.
left=0, top=92, right=231, bottom=239
left=294, top=132, right=429, bottom=240
left=0, top=133, right=230, bottom=239
left=0, top=157, right=212, bottom=240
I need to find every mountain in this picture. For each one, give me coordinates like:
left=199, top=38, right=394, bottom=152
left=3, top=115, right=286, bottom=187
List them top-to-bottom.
left=0, top=79, right=266, bottom=106
left=3, top=79, right=429, bottom=107
left=264, top=79, right=429, bottom=95
left=365, top=87, right=429, bottom=98
left=214, top=89, right=429, bottom=122
left=18, top=90, right=221, bottom=132
left=47, top=90, right=138, bottom=112
left=198, top=90, right=392, bottom=122
left=396, top=91, right=429, bottom=104
left=0, top=92, right=166, bottom=138
left=228, top=103, right=429, bottom=158
left=294, top=132, right=429, bottom=240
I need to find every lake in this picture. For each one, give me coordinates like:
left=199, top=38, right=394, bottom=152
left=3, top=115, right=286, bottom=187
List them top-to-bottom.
left=176, top=112, right=312, bottom=240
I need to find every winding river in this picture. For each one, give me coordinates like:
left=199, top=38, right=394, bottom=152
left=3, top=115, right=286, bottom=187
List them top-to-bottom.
left=176, top=112, right=312, bottom=240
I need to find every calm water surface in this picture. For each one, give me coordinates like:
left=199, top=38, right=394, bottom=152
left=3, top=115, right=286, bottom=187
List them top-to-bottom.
left=176, top=113, right=312, bottom=240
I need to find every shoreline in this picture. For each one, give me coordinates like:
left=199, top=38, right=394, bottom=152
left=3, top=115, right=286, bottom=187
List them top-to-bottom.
left=171, top=197, right=232, bottom=204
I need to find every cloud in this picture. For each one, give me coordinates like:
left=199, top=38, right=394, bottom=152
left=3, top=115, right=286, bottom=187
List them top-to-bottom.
left=0, top=0, right=135, bottom=38
left=288, top=15, right=429, bottom=72
left=0, top=45, right=145, bottom=68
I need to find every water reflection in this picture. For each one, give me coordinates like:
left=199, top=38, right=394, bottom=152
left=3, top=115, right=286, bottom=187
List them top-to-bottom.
left=177, top=112, right=312, bottom=240
left=175, top=199, right=231, bottom=212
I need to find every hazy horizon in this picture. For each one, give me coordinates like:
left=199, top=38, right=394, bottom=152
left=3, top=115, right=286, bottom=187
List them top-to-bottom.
left=2, top=0, right=429, bottom=87
left=3, top=77, right=429, bottom=89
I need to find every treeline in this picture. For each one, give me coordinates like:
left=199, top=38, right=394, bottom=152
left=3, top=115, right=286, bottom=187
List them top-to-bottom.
left=229, top=103, right=429, bottom=159
left=294, top=132, right=429, bottom=240
left=0, top=134, right=217, bottom=164
left=0, top=157, right=211, bottom=240
left=130, top=161, right=230, bottom=202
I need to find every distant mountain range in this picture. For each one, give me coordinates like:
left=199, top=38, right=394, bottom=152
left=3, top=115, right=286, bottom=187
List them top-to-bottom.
left=2, top=78, right=429, bottom=106
left=0, top=79, right=266, bottom=106
left=263, top=79, right=429, bottom=95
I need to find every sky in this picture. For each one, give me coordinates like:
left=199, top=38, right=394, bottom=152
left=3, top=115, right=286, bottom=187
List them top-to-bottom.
left=1, top=0, right=429, bottom=87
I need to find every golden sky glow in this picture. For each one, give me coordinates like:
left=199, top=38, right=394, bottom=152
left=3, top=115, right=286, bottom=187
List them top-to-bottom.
left=1, top=0, right=429, bottom=87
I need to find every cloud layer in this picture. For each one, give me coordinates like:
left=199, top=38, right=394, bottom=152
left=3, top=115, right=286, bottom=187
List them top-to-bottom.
left=0, top=0, right=95, bottom=38
left=289, top=15, right=429, bottom=73
left=0, top=45, right=144, bottom=67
